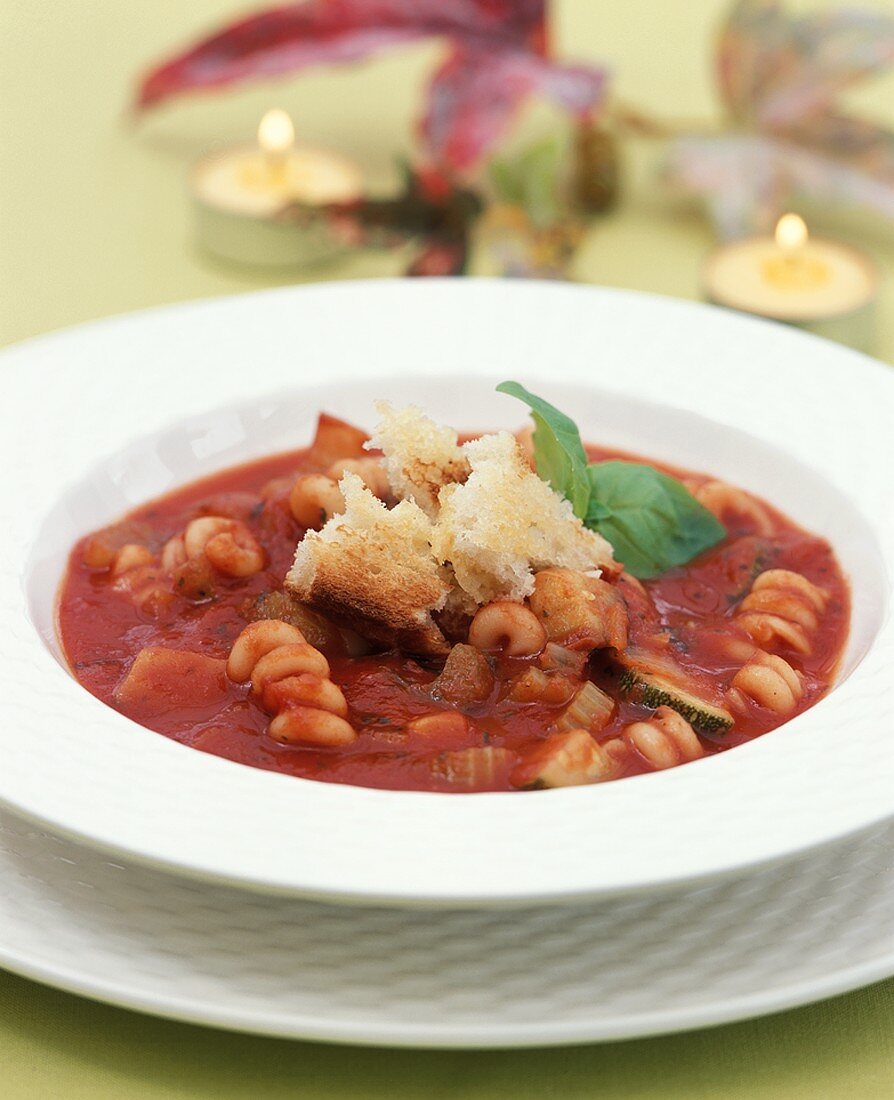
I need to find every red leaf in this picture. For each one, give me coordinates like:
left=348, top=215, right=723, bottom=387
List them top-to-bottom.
left=136, top=0, right=606, bottom=170
left=137, top=0, right=547, bottom=110
left=423, top=44, right=604, bottom=170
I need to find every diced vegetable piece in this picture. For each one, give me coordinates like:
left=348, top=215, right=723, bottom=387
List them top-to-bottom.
left=308, top=413, right=369, bottom=467
left=81, top=521, right=153, bottom=569
left=718, top=536, right=770, bottom=601
left=171, top=555, right=217, bottom=601
left=110, top=562, right=175, bottom=617
left=529, top=568, right=628, bottom=651
left=615, top=571, right=661, bottom=635
left=241, top=590, right=309, bottom=630
left=240, top=591, right=370, bottom=656
left=433, top=593, right=476, bottom=645
left=432, top=643, right=494, bottom=704
left=538, top=643, right=588, bottom=676
left=114, top=647, right=229, bottom=719
left=614, top=652, right=734, bottom=734
left=509, top=667, right=577, bottom=705
left=509, top=667, right=549, bottom=702
left=555, top=681, right=615, bottom=732
left=511, top=729, right=617, bottom=789
left=432, top=746, right=517, bottom=789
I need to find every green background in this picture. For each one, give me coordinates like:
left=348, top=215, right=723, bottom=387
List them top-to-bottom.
left=2, top=2, right=893, bottom=1095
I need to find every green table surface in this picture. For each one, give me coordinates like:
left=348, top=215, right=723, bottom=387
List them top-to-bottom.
left=2, top=2, right=894, bottom=1096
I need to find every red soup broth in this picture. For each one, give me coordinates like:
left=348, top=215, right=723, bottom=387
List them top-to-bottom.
left=57, top=442, right=850, bottom=793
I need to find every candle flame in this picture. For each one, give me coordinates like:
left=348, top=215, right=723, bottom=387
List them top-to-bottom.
left=258, top=109, right=294, bottom=156
left=775, top=213, right=808, bottom=251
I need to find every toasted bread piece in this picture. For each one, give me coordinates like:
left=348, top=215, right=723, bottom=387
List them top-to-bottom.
left=367, top=402, right=470, bottom=518
left=432, top=433, right=617, bottom=604
left=286, top=473, right=451, bottom=656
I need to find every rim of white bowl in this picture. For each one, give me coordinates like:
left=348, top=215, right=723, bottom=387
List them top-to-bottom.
left=0, top=278, right=892, bottom=905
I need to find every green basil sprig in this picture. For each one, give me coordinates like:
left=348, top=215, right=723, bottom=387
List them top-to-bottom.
left=496, top=381, right=591, bottom=519
left=497, top=381, right=726, bottom=579
left=586, top=461, right=726, bottom=578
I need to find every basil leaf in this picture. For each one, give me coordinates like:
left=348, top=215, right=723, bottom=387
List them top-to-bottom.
left=496, top=381, right=591, bottom=518
left=496, top=382, right=726, bottom=578
left=586, top=461, right=726, bottom=579
left=585, top=498, right=613, bottom=523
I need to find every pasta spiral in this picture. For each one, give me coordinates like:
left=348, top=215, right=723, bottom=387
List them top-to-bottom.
left=327, top=457, right=390, bottom=497
left=290, top=458, right=388, bottom=529
left=289, top=474, right=345, bottom=529
left=691, top=480, right=774, bottom=535
left=163, top=516, right=265, bottom=578
left=109, top=543, right=154, bottom=576
left=736, top=569, right=828, bottom=655
left=468, top=599, right=546, bottom=656
left=226, top=620, right=357, bottom=746
left=727, top=652, right=803, bottom=715
left=622, top=706, right=704, bottom=770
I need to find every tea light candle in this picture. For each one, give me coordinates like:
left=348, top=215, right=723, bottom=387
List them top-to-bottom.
left=192, top=109, right=364, bottom=269
left=703, top=214, right=879, bottom=352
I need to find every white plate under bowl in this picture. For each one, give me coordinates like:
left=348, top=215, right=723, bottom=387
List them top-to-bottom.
left=1, top=279, right=892, bottom=905
left=2, top=806, right=894, bottom=1046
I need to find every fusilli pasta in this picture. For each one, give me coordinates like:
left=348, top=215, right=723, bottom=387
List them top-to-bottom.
left=692, top=480, right=775, bottom=535
left=736, top=568, right=828, bottom=655
left=728, top=651, right=803, bottom=715
left=622, top=705, right=704, bottom=770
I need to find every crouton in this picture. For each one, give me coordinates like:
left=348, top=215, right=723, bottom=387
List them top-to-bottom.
left=367, top=402, right=469, bottom=518
left=288, top=409, right=620, bottom=656
left=432, top=432, right=616, bottom=604
left=286, top=473, right=451, bottom=656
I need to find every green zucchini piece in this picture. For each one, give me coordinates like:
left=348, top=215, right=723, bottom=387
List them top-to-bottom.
left=616, top=659, right=734, bottom=734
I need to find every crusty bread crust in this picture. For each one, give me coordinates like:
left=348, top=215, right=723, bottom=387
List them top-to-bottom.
left=288, top=410, right=620, bottom=655
left=286, top=473, right=451, bottom=656
left=287, top=534, right=450, bottom=655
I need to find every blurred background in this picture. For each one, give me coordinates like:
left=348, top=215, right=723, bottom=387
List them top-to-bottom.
left=1, top=0, right=893, bottom=349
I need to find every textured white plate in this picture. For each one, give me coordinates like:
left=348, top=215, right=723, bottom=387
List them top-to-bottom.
left=1, top=280, right=893, bottom=905
left=2, top=806, right=894, bottom=1046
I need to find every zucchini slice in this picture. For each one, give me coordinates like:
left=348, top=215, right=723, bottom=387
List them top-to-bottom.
left=615, top=654, right=734, bottom=734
